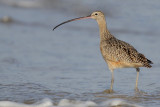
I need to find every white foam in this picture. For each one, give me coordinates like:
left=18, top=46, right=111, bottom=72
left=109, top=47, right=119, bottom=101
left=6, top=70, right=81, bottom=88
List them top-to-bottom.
left=0, top=98, right=142, bottom=107
left=0, top=98, right=53, bottom=107
left=58, top=99, right=97, bottom=107
left=101, top=99, right=143, bottom=107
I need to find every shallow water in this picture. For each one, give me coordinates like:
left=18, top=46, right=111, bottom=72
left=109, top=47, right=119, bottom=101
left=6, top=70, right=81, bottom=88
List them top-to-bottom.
left=0, top=0, right=160, bottom=107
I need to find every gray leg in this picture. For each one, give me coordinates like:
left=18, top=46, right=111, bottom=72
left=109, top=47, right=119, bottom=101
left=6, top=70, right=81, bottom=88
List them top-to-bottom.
left=135, top=68, right=140, bottom=90
left=110, top=69, right=114, bottom=91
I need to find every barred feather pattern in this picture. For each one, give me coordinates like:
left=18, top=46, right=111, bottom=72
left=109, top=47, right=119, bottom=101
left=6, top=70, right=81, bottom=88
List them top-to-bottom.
left=100, top=35, right=153, bottom=69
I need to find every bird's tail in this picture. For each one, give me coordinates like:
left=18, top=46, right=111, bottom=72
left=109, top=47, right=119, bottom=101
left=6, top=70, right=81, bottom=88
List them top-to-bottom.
left=138, top=53, right=153, bottom=68
left=144, top=59, right=153, bottom=68
left=147, top=59, right=153, bottom=64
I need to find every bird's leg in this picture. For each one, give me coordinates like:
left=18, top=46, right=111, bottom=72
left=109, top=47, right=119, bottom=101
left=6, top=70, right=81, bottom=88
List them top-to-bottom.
left=104, top=68, right=114, bottom=93
left=135, top=68, right=140, bottom=91
left=110, top=69, right=114, bottom=91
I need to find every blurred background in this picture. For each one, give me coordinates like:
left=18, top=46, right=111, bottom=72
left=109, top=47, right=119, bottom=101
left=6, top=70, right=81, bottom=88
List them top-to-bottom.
left=0, top=0, right=159, bottom=107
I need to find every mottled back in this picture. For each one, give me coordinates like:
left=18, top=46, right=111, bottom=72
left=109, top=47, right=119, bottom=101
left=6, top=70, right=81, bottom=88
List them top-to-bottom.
left=100, top=36, right=152, bottom=69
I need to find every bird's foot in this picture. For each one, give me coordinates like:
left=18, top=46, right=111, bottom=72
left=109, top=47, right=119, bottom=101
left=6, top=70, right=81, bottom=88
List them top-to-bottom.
left=134, top=87, right=147, bottom=94
left=134, top=87, right=139, bottom=92
left=103, top=89, right=114, bottom=94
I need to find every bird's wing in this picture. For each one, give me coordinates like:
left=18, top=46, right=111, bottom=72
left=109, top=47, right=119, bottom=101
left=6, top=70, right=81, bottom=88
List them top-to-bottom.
left=101, top=37, right=147, bottom=64
left=117, top=39, right=152, bottom=67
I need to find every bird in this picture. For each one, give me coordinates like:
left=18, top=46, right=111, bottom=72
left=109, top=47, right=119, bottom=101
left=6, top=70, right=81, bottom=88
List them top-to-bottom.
left=53, top=11, right=153, bottom=92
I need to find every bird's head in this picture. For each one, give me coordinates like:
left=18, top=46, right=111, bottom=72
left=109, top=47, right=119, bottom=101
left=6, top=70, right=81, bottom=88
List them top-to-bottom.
left=90, top=11, right=105, bottom=20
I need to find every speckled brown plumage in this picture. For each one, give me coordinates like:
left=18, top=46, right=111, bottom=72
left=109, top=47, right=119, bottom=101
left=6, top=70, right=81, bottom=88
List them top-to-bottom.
left=100, top=34, right=153, bottom=70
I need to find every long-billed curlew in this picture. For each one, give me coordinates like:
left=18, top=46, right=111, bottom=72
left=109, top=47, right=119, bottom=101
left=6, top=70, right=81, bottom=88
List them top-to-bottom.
left=53, top=11, right=153, bottom=91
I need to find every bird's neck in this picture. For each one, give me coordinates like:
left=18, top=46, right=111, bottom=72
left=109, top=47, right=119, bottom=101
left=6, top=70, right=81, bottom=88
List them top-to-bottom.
left=97, top=18, right=113, bottom=40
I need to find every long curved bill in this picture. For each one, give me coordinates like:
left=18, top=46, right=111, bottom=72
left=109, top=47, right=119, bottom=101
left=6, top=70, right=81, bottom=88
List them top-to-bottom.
left=53, top=15, right=91, bottom=30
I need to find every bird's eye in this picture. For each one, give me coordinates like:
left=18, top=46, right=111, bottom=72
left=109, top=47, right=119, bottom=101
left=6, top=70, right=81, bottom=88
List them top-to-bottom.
left=95, top=13, right=98, bottom=15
